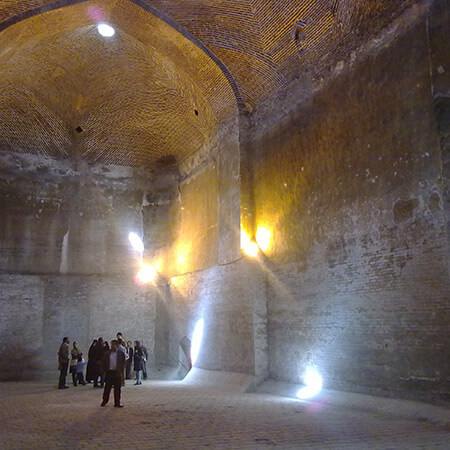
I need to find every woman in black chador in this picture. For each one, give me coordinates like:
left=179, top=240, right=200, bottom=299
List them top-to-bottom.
left=85, top=339, right=97, bottom=383
left=126, top=341, right=134, bottom=380
left=133, top=341, right=145, bottom=385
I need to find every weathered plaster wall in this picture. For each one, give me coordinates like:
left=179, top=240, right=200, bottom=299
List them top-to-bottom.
left=429, top=0, right=450, bottom=257
left=248, top=7, right=449, bottom=403
left=0, top=114, right=244, bottom=380
left=151, top=117, right=263, bottom=379
left=156, top=117, right=241, bottom=277
left=0, top=151, right=152, bottom=276
left=0, top=152, right=168, bottom=379
left=169, top=161, right=219, bottom=274
left=164, top=258, right=267, bottom=382
left=0, top=273, right=155, bottom=380
left=0, top=274, right=44, bottom=379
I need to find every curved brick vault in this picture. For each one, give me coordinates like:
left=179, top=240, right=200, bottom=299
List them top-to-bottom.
left=0, top=0, right=413, bottom=166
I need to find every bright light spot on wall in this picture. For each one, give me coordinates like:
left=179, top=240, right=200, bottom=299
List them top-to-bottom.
left=97, top=23, right=115, bottom=37
left=256, top=226, right=271, bottom=252
left=240, top=229, right=249, bottom=247
left=241, top=229, right=259, bottom=257
left=128, top=232, right=144, bottom=253
left=176, top=241, right=193, bottom=272
left=244, top=241, right=259, bottom=257
left=154, top=259, right=163, bottom=273
left=134, top=263, right=157, bottom=285
left=191, top=318, right=204, bottom=367
left=296, top=368, right=323, bottom=399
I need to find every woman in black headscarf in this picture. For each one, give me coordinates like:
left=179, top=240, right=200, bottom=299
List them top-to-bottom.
left=85, top=339, right=97, bottom=384
left=133, top=340, right=144, bottom=385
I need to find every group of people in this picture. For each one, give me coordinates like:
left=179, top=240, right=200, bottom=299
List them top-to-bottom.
left=57, top=333, right=149, bottom=408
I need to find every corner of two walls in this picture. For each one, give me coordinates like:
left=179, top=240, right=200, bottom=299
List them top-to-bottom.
left=0, top=114, right=269, bottom=383
left=160, top=117, right=269, bottom=383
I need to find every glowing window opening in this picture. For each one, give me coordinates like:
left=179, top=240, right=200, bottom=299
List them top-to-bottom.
left=97, top=23, right=115, bottom=37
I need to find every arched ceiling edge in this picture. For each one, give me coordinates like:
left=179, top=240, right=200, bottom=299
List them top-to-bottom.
left=0, top=0, right=246, bottom=114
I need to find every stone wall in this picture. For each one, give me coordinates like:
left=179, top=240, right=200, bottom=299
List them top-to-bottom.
left=429, top=0, right=450, bottom=259
left=248, top=5, right=449, bottom=403
left=0, top=114, right=244, bottom=381
left=150, top=117, right=263, bottom=378
left=156, top=117, right=241, bottom=277
left=0, top=151, right=156, bottom=276
left=0, top=152, right=167, bottom=379
left=164, top=258, right=267, bottom=382
left=0, top=273, right=155, bottom=380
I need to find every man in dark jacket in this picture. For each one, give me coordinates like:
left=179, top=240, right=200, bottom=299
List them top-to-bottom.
left=58, top=336, right=70, bottom=389
left=101, top=340, right=126, bottom=408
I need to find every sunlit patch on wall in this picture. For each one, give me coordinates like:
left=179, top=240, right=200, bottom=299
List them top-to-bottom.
left=256, top=226, right=271, bottom=252
left=240, top=228, right=259, bottom=257
left=128, top=232, right=144, bottom=254
left=176, top=241, right=193, bottom=272
left=153, top=258, right=163, bottom=273
left=134, top=262, right=157, bottom=285
left=191, top=318, right=204, bottom=367
left=296, top=368, right=323, bottom=399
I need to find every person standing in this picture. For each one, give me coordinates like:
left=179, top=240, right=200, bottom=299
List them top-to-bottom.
left=58, top=337, right=70, bottom=389
left=93, top=337, right=106, bottom=388
left=117, top=337, right=127, bottom=386
left=86, top=339, right=97, bottom=383
left=101, top=340, right=126, bottom=408
left=133, top=340, right=145, bottom=385
left=70, top=341, right=82, bottom=386
left=125, top=341, right=133, bottom=380
left=141, top=341, right=149, bottom=380
left=75, top=355, right=87, bottom=385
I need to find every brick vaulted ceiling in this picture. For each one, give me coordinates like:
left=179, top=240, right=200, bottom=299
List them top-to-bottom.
left=0, top=0, right=413, bottom=167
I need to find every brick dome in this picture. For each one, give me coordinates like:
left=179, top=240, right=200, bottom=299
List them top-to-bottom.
left=0, top=0, right=413, bottom=166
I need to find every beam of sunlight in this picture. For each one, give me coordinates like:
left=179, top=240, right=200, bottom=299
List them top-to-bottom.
left=128, top=232, right=144, bottom=253
left=191, top=318, right=204, bottom=367
left=296, top=368, right=323, bottom=399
